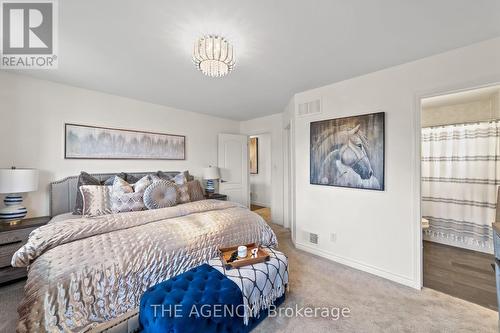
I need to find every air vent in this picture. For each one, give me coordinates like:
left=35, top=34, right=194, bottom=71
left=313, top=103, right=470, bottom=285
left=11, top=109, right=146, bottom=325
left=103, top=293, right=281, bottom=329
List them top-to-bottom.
left=297, top=99, right=321, bottom=117
left=309, top=233, right=319, bottom=245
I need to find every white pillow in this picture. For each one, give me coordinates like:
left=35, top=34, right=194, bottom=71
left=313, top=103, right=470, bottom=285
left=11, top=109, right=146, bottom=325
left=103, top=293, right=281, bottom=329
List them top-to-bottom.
left=112, top=175, right=152, bottom=193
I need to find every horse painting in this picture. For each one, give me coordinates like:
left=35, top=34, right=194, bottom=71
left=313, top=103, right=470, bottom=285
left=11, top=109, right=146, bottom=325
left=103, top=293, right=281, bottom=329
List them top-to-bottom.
left=310, top=112, right=384, bottom=190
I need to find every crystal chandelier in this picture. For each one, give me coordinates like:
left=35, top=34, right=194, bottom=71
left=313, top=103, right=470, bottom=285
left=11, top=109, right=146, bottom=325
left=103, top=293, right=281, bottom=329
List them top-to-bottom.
left=193, top=35, right=235, bottom=78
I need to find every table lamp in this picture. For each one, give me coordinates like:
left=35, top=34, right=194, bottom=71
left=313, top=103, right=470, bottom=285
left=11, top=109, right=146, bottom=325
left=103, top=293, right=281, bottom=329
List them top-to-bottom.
left=203, top=166, right=220, bottom=195
left=0, top=167, right=39, bottom=224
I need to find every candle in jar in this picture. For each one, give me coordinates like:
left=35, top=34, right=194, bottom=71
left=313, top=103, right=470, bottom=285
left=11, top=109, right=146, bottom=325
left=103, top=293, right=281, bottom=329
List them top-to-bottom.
left=238, top=246, right=247, bottom=258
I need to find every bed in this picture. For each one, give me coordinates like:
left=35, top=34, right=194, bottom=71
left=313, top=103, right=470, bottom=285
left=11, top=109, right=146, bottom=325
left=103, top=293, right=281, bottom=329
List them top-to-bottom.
left=12, top=171, right=277, bottom=332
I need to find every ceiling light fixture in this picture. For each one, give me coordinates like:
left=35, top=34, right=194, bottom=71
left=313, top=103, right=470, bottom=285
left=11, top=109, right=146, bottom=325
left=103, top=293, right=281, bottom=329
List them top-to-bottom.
left=193, top=35, right=235, bottom=78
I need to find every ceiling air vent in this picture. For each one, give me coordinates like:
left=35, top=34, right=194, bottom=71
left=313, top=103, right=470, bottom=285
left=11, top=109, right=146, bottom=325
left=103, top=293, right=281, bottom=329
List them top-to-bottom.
left=297, top=99, right=321, bottom=117
left=309, top=232, right=319, bottom=245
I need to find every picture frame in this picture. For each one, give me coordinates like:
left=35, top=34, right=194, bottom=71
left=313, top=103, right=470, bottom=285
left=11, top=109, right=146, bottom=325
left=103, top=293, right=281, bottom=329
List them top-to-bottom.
left=310, top=112, right=385, bottom=190
left=65, top=123, right=186, bottom=160
left=249, top=137, right=259, bottom=174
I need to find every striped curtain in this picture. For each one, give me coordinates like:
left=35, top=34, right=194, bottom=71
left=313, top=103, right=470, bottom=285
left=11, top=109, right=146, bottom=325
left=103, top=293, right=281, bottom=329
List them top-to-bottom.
left=421, top=121, right=500, bottom=254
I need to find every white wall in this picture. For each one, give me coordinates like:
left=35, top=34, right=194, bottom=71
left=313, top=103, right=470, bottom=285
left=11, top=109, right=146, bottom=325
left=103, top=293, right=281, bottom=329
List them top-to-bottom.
left=291, top=37, right=500, bottom=288
left=0, top=72, right=240, bottom=217
left=240, top=113, right=284, bottom=225
left=249, top=134, right=272, bottom=207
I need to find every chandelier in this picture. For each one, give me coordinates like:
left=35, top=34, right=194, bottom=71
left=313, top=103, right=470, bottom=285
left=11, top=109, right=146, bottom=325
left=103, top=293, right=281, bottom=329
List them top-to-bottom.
left=193, top=35, right=235, bottom=78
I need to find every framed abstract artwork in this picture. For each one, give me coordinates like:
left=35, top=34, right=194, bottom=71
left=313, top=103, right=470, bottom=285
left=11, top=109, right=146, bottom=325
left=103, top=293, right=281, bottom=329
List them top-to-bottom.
left=310, top=112, right=385, bottom=190
left=65, top=123, right=185, bottom=160
left=249, top=137, right=258, bottom=174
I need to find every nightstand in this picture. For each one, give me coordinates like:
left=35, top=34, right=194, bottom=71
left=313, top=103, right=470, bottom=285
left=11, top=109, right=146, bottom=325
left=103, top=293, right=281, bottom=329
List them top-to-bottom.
left=204, top=193, right=228, bottom=201
left=0, top=216, right=50, bottom=284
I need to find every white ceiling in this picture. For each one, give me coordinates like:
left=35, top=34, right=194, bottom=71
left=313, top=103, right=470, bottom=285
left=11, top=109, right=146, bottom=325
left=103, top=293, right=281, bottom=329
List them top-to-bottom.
left=8, top=0, right=500, bottom=120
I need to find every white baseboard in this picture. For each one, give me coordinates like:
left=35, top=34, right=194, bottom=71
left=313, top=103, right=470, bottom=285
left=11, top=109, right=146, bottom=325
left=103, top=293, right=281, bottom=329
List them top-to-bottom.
left=251, top=201, right=269, bottom=207
left=295, top=242, right=419, bottom=289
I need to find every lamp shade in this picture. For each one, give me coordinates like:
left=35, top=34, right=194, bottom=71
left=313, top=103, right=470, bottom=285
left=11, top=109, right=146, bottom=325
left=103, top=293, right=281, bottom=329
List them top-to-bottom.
left=203, top=166, right=220, bottom=180
left=0, top=168, right=39, bottom=194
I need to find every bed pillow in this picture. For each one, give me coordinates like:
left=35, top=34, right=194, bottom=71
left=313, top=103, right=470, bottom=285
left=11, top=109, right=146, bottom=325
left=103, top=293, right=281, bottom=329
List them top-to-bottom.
left=156, top=171, right=173, bottom=181
left=73, top=172, right=124, bottom=215
left=74, top=172, right=103, bottom=215
left=102, top=172, right=126, bottom=185
left=125, top=173, right=141, bottom=183
left=172, top=173, right=187, bottom=185
left=112, top=175, right=152, bottom=193
left=134, top=175, right=153, bottom=193
left=110, top=176, right=151, bottom=213
left=113, top=176, right=134, bottom=193
left=143, top=180, right=178, bottom=210
left=187, top=180, right=205, bottom=202
left=177, top=184, right=190, bottom=204
left=80, top=185, right=111, bottom=217
left=111, top=192, right=146, bottom=213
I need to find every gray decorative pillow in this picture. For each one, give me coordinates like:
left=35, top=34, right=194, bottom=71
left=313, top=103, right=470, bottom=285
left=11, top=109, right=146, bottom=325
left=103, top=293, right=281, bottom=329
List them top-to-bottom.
left=156, top=171, right=173, bottom=181
left=184, top=171, right=194, bottom=182
left=73, top=172, right=102, bottom=215
left=74, top=172, right=125, bottom=215
left=125, top=173, right=141, bottom=183
left=144, top=180, right=178, bottom=210
left=187, top=180, right=205, bottom=201
left=177, top=184, right=190, bottom=204
left=80, top=185, right=111, bottom=217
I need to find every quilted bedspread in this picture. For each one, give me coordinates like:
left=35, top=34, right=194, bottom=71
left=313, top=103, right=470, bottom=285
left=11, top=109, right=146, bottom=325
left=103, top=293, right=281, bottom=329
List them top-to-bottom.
left=11, top=200, right=277, bottom=333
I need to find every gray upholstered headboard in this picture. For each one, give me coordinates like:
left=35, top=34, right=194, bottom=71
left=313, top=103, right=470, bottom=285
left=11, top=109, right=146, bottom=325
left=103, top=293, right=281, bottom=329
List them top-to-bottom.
left=50, top=171, right=190, bottom=217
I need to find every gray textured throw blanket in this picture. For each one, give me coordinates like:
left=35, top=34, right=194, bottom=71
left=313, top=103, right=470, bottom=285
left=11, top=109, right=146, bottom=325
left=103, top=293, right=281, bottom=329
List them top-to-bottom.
left=12, top=200, right=277, bottom=333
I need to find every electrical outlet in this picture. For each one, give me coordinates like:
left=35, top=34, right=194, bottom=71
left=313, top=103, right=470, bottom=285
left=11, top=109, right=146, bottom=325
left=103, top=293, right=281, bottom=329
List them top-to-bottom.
left=330, top=233, right=337, bottom=242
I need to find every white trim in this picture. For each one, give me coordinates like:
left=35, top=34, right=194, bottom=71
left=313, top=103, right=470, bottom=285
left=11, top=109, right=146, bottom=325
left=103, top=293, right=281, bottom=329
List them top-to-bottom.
left=413, top=77, right=500, bottom=290
left=289, top=117, right=297, bottom=245
left=282, top=125, right=291, bottom=229
left=245, top=131, right=278, bottom=224
left=250, top=201, right=269, bottom=207
left=423, top=233, right=493, bottom=254
left=296, top=242, right=419, bottom=289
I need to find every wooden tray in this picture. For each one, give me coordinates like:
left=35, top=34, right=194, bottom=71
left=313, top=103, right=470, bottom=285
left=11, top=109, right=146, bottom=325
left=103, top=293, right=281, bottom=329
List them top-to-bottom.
left=219, top=243, right=270, bottom=269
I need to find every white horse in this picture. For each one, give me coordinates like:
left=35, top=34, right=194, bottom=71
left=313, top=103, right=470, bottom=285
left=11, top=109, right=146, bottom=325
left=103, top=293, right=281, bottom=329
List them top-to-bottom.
left=313, top=124, right=381, bottom=189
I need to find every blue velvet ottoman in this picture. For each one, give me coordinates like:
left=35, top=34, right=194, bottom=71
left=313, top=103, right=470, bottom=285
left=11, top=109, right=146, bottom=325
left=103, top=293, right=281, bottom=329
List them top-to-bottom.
left=139, top=264, right=285, bottom=333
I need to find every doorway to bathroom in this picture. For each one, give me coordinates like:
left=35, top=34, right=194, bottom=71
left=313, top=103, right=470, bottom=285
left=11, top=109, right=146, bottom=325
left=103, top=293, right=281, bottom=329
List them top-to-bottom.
left=420, top=85, right=500, bottom=310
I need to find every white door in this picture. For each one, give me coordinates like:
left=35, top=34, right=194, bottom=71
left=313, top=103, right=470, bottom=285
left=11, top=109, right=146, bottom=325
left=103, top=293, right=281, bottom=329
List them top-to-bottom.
left=218, top=133, right=249, bottom=207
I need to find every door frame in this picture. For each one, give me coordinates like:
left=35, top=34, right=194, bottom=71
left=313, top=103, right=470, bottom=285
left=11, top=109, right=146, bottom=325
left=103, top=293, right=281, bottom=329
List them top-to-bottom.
left=413, top=80, right=500, bottom=289
left=283, top=126, right=291, bottom=229
left=248, top=132, right=272, bottom=210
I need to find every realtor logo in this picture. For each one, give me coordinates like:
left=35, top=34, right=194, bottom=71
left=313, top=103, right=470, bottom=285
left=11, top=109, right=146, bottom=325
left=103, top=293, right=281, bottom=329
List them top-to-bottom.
left=1, top=0, right=58, bottom=68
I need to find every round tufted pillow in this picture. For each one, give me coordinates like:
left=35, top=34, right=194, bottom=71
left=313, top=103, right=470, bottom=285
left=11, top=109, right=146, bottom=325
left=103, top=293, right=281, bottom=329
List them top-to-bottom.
left=143, top=180, right=177, bottom=210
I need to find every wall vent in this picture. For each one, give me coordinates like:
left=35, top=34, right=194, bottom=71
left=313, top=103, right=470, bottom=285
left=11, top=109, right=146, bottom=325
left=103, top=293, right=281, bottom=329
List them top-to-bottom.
left=297, top=99, right=321, bottom=117
left=309, top=232, right=319, bottom=245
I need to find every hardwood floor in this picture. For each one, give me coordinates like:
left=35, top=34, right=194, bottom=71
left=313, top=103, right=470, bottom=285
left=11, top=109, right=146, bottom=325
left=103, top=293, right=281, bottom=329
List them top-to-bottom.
left=250, top=204, right=265, bottom=211
left=251, top=205, right=271, bottom=223
left=423, top=240, right=497, bottom=310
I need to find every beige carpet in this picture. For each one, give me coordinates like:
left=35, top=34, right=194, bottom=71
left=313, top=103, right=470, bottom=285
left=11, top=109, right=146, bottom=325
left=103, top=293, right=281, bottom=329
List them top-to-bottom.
left=0, top=223, right=497, bottom=332
left=254, top=224, right=498, bottom=332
